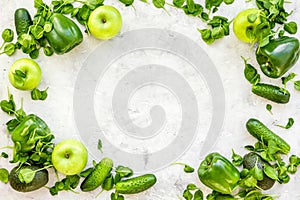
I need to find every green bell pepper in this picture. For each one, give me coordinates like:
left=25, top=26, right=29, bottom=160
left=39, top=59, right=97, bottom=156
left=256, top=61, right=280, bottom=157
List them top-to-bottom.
left=45, top=13, right=83, bottom=54
left=256, top=36, right=300, bottom=78
left=11, top=114, right=53, bottom=153
left=198, top=152, right=240, bottom=194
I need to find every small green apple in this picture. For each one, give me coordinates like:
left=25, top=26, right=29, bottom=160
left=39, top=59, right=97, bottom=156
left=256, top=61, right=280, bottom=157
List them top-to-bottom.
left=87, top=5, right=122, bottom=40
left=233, top=8, right=262, bottom=43
left=8, top=58, right=42, bottom=90
left=52, top=139, right=88, bottom=175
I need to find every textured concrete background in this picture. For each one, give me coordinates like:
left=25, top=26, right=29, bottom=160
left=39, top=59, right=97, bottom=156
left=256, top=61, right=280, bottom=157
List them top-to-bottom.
left=0, top=0, right=300, bottom=199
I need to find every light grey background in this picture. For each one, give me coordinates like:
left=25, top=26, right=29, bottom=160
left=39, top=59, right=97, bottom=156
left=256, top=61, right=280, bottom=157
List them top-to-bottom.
left=1, top=0, right=300, bottom=199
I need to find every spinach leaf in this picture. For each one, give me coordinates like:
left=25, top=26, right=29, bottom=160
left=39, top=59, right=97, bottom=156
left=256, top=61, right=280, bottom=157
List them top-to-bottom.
left=284, top=21, right=297, bottom=34
left=31, top=88, right=48, bottom=101
left=266, top=104, right=272, bottom=114
left=276, top=118, right=294, bottom=129
left=0, top=168, right=9, bottom=183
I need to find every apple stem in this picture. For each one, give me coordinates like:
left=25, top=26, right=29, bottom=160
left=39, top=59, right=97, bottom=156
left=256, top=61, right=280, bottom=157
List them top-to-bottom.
left=65, top=152, right=70, bottom=159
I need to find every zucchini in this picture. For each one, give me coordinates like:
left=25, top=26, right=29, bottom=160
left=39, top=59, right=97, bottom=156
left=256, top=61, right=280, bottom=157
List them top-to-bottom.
left=14, top=8, right=32, bottom=35
left=252, top=83, right=290, bottom=104
left=246, top=118, right=290, bottom=154
left=243, top=152, right=275, bottom=190
left=80, top=157, right=113, bottom=192
left=9, top=165, right=48, bottom=192
left=115, top=174, right=157, bottom=194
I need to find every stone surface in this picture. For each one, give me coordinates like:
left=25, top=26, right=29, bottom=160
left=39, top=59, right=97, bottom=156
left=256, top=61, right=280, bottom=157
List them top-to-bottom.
left=0, top=0, right=300, bottom=199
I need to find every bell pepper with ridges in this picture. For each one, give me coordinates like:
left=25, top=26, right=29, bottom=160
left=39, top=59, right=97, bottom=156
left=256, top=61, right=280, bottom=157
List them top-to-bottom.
left=45, top=13, right=83, bottom=54
left=256, top=36, right=300, bottom=78
left=10, top=114, right=54, bottom=165
left=198, top=152, right=240, bottom=194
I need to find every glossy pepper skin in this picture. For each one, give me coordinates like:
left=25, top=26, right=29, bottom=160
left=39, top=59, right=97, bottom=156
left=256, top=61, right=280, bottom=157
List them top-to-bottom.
left=45, top=13, right=83, bottom=54
left=256, top=36, right=300, bottom=78
left=11, top=114, right=54, bottom=153
left=198, top=152, right=240, bottom=194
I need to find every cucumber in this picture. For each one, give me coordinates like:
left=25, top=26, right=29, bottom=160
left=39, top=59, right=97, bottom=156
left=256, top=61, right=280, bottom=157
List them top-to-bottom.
left=14, top=8, right=32, bottom=35
left=252, top=83, right=290, bottom=104
left=246, top=118, right=290, bottom=154
left=243, top=152, right=275, bottom=190
left=80, top=157, right=113, bottom=192
left=9, top=165, right=48, bottom=192
left=115, top=174, right=157, bottom=194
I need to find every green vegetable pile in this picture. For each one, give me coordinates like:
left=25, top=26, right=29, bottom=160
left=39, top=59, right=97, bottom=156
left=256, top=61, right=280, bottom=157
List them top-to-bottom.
left=1, top=0, right=300, bottom=199
left=0, top=92, right=157, bottom=198
left=176, top=117, right=300, bottom=200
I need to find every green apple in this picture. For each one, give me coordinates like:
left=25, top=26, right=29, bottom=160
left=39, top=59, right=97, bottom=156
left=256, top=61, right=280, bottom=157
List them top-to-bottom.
left=87, top=5, right=122, bottom=40
left=233, top=8, right=262, bottom=43
left=8, top=58, right=42, bottom=90
left=52, top=139, right=88, bottom=175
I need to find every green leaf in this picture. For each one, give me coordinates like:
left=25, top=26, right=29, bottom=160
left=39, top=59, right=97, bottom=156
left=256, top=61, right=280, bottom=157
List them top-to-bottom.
left=34, top=0, right=44, bottom=8
left=119, top=0, right=134, bottom=6
left=152, top=0, right=165, bottom=8
left=173, top=0, right=185, bottom=7
left=186, top=0, right=195, bottom=13
left=205, top=0, right=222, bottom=10
left=223, top=0, right=234, bottom=4
left=62, top=4, right=74, bottom=14
left=77, top=5, right=91, bottom=21
left=247, top=13, right=258, bottom=23
left=284, top=21, right=297, bottom=34
left=43, top=22, right=53, bottom=33
left=30, top=25, right=44, bottom=40
left=211, top=26, right=225, bottom=39
left=2, top=29, right=14, bottom=43
left=198, top=29, right=215, bottom=44
left=3, top=43, right=15, bottom=56
left=43, top=46, right=54, bottom=56
left=29, top=49, right=39, bottom=59
left=242, top=57, right=260, bottom=85
left=281, top=73, right=296, bottom=88
left=294, top=80, right=300, bottom=91
left=31, top=88, right=48, bottom=101
left=0, top=91, right=16, bottom=115
left=266, top=104, right=272, bottom=114
left=276, top=118, right=294, bottom=129
left=6, top=119, right=20, bottom=132
left=97, top=139, right=103, bottom=153
left=231, top=149, right=243, bottom=166
left=1, top=152, right=8, bottom=158
left=250, top=161, right=264, bottom=181
left=115, top=165, right=133, bottom=178
left=184, top=165, right=195, bottom=173
left=264, top=165, right=278, bottom=180
left=79, top=167, right=94, bottom=178
left=0, top=168, right=9, bottom=183
left=18, top=168, right=36, bottom=184
left=66, top=174, right=80, bottom=189
left=102, top=174, right=114, bottom=190
left=240, top=175, right=257, bottom=188
left=186, top=183, right=197, bottom=190
left=183, top=189, right=193, bottom=200
left=193, top=189, right=204, bottom=200
left=111, top=192, right=125, bottom=200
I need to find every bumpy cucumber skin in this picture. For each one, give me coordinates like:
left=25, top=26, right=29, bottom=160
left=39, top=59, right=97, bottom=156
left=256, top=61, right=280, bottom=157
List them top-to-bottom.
left=14, top=8, right=32, bottom=35
left=252, top=83, right=290, bottom=104
left=246, top=118, right=290, bottom=154
left=80, top=157, right=113, bottom=192
left=115, top=174, right=156, bottom=194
